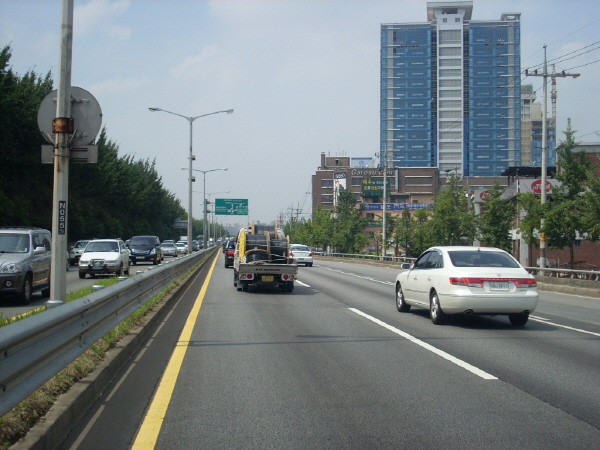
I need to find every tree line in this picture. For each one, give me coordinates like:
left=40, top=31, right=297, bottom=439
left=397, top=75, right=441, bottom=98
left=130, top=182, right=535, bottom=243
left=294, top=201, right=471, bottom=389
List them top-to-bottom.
left=0, top=45, right=220, bottom=243
left=286, top=120, right=600, bottom=268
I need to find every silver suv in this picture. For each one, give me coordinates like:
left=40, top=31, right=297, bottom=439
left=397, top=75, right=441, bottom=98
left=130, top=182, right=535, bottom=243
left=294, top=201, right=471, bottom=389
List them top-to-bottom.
left=0, top=227, right=52, bottom=304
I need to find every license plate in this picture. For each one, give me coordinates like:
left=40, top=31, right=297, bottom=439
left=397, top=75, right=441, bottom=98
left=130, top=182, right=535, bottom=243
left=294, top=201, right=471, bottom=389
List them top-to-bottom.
left=298, top=258, right=304, bottom=261
left=93, top=263, right=103, bottom=270
left=262, top=275, right=274, bottom=282
left=489, top=281, right=509, bottom=291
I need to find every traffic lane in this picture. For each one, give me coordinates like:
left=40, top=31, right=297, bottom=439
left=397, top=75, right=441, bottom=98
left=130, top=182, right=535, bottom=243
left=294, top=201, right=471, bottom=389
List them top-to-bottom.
left=57, top=252, right=219, bottom=450
left=0, top=257, right=181, bottom=318
left=313, top=258, right=600, bottom=328
left=155, top=260, right=600, bottom=449
left=299, top=261, right=600, bottom=430
left=0, top=268, right=91, bottom=318
left=532, top=289, right=600, bottom=327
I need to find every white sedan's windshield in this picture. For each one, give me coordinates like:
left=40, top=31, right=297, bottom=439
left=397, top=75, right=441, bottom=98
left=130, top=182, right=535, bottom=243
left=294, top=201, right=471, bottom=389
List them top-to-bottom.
left=85, top=242, right=119, bottom=253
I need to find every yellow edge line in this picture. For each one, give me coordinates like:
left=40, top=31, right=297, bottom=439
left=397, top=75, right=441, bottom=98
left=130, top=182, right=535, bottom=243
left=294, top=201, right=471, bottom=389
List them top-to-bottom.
left=131, top=254, right=218, bottom=450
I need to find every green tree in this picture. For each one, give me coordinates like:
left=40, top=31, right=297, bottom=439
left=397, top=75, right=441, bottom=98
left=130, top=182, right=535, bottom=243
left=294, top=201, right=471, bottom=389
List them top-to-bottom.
left=0, top=45, right=54, bottom=227
left=544, top=120, right=593, bottom=268
left=580, top=156, right=600, bottom=242
left=428, top=175, right=477, bottom=246
left=477, top=183, right=516, bottom=251
left=332, top=187, right=367, bottom=253
left=517, top=192, right=543, bottom=261
left=391, top=207, right=414, bottom=256
left=410, top=208, right=434, bottom=257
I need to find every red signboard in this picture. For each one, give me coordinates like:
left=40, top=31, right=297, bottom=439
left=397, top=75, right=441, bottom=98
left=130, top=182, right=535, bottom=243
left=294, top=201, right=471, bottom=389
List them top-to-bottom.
left=531, top=179, right=552, bottom=194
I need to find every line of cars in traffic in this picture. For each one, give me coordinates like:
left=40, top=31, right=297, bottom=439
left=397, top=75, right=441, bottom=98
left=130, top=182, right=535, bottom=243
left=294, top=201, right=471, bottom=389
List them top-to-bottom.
left=1, top=227, right=539, bottom=327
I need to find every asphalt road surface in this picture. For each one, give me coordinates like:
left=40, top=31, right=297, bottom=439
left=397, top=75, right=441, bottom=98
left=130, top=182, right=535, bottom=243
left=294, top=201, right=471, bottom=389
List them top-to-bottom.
left=58, top=253, right=600, bottom=449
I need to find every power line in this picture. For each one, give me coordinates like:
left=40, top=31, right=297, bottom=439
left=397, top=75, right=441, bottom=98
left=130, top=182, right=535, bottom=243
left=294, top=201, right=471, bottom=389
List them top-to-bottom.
left=526, top=41, right=600, bottom=71
left=563, top=58, right=600, bottom=71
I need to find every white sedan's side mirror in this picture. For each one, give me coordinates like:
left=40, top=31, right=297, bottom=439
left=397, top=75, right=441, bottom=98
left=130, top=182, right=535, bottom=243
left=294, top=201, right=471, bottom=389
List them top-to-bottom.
left=401, top=263, right=412, bottom=270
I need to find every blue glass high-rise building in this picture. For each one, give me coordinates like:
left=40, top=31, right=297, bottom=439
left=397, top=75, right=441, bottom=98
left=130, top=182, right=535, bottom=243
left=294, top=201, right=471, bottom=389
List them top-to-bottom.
left=381, top=1, right=521, bottom=177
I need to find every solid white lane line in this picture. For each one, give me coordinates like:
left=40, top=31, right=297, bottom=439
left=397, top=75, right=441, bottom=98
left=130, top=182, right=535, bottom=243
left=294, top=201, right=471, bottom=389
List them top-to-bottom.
left=322, top=266, right=394, bottom=285
left=295, top=280, right=311, bottom=287
left=349, top=308, right=498, bottom=380
left=530, top=316, right=600, bottom=337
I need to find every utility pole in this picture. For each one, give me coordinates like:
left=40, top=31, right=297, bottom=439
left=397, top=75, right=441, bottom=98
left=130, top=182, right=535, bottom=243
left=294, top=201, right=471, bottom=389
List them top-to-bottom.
left=50, top=0, right=74, bottom=302
left=525, top=45, right=580, bottom=271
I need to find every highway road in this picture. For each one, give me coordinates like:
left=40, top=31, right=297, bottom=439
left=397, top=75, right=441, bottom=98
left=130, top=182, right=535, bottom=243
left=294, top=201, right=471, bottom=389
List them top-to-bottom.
left=54, top=252, right=600, bottom=449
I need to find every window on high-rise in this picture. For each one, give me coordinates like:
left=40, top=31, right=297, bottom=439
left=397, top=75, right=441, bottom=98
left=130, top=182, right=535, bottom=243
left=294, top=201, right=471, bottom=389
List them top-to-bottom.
left=439, top=30, right=461, bottom=45
left=439, top=47, right=461, bottom=57
left=439, top=59, right=461, bottom=67
left=439, top=68, right=461, bottom=77
left=439, top=79, right=461, bottom=87
left=439, top=90, right=462, bottom=98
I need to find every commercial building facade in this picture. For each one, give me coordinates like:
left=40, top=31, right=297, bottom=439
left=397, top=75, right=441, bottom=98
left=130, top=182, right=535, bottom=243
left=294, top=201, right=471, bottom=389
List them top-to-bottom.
left=381, top=1, right=521, bottom=177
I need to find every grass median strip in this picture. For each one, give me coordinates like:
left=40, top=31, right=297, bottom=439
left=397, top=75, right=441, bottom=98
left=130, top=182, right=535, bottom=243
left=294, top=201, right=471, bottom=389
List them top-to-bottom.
left=0, top=255, right=211, bottom=449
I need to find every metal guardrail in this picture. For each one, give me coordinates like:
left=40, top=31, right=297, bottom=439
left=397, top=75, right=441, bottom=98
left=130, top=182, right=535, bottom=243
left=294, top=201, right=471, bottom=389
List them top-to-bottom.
left=0, top=248, right=216, bottom=417
left=314, top=252, right=416, bottom=264
left=315, top=252, right=600, bottom=280
left=525, top=266, right=600, bottom=281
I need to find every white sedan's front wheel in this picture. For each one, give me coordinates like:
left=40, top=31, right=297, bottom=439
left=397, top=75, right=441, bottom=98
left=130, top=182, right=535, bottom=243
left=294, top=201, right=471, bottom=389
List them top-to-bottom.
left=396, top=284, right=411, bottom=312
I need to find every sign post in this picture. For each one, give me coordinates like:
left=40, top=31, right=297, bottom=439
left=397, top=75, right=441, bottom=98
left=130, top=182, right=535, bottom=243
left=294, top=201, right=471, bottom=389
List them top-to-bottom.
left=38, top=0, right=102, bottom=303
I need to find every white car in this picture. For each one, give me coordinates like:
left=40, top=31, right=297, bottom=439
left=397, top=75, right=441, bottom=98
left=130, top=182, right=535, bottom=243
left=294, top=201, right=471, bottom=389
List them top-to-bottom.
left=78, top=239, right=130, bottom=279
left=175, top=241, right=188, bottom=255
left=161, top=242, right=178, bottom=257
left=289, top=244, right=313, bottom=267
left=395, top=246, right=538, bottom=326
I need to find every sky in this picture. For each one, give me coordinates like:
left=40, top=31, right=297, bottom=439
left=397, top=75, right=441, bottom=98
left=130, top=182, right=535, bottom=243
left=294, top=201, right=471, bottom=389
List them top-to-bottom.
left=2, top=0, right=599, bottom=226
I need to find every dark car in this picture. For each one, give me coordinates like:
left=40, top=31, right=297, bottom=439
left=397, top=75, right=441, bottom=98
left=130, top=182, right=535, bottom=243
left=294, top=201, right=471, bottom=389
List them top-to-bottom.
left=128, top=235, right=163, bottom=265
left=224, top=240, right=236, bottom=268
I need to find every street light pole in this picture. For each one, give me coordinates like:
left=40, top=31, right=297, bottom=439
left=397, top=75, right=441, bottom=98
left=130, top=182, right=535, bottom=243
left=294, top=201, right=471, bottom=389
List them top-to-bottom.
left=149, top=106, right=233, bottom=254
left=186, top=168, right=228, bottom=248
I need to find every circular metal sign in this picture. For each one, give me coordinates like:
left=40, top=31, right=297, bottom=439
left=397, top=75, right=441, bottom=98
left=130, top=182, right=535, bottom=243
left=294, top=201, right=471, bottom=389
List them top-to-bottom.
left=37, top=86, right=102, bottom=146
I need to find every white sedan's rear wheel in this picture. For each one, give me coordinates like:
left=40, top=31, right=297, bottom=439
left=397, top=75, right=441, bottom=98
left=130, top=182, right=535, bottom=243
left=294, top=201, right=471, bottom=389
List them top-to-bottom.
left=430, top=291, right=446, bottom=325
left=509, top=313, right=529, bottom=326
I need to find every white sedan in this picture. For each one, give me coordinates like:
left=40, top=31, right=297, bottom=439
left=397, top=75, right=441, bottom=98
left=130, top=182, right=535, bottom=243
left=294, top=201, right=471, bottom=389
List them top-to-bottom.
left=78, top=239, right=130, bottom=279
left=175, top=241, right=188, bottom=255
left=289, top=244, right=313, bottom=267
left=395, top=246, right=538, bottom=326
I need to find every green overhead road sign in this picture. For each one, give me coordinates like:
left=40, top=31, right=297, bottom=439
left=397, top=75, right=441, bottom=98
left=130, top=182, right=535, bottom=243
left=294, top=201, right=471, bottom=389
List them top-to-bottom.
left=215, top=198, right=249, bottom=215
